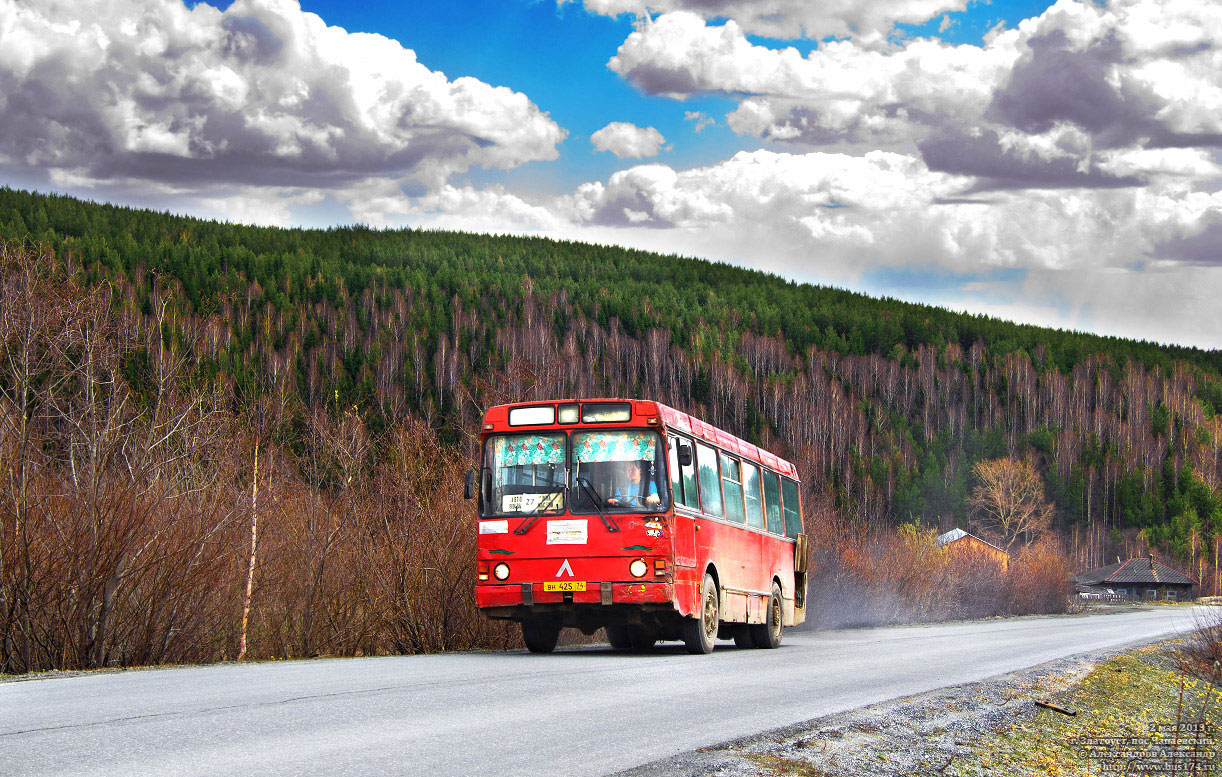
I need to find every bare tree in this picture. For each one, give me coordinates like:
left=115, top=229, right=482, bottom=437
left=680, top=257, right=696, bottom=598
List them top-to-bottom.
left=969, top=457, right=1054, bottom=549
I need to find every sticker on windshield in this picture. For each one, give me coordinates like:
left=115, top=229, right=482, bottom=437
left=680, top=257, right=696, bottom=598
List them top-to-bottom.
left=500, top=493, right=560, bottom=513
left=502, top=493, right=539, bottom=513
left=546, top=519, right=588, bottom=545
left=479, top=520, right=509, bottom=534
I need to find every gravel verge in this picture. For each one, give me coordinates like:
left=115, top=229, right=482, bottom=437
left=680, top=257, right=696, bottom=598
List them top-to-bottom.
left=612, top=636, right=1186, bottom=777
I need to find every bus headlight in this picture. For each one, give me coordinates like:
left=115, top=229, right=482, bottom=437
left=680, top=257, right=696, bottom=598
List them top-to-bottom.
left=629, top=559, right=648, bottom=578
left=493, top=562, right=511, bottom=581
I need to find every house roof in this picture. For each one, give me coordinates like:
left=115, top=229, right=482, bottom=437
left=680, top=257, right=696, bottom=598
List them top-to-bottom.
left=936, top=528, right=1008, bottom=555
left=1075, top=557, right=1196, bottom=586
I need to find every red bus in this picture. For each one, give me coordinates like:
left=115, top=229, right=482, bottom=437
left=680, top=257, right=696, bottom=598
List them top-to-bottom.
left=466, top=399, right=808, bottom=654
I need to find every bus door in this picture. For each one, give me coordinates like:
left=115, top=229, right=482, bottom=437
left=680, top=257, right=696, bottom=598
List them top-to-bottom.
left=666, top=434, right=697, bottom=567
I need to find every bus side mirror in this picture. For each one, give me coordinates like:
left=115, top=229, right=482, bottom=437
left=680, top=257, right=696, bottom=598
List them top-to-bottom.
left=677, top=444, right=692, bottom=468
left=464, top=469, right=476, bottom=500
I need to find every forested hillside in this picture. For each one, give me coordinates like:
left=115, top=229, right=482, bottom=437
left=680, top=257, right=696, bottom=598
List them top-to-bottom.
left=1, top=186, right=1221, bottom=672
left=3, top=186, right=1221, bottom=565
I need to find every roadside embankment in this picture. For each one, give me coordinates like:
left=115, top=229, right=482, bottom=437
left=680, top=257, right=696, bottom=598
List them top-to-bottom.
left=618, top=632, right=1221, bottom=777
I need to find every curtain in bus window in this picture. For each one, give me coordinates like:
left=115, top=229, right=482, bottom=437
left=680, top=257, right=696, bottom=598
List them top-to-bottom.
left=573, top=431, right=656, bottom=463
left=494, top=435, right=565, bottom=466
left=696, top=443, right=723, bottom=517
left=720, top=453, right=745, bottom=523
left=742, top=462, right=764, bottom=529
left=763, top=470, right=783, bottom=534
left=782, top=478, right=802, bottom=538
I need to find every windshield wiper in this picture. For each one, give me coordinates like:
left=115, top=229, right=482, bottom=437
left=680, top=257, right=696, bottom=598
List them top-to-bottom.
left=578, top=476, right=620, bottom=534
left=512, top=491, right=562, bottom=536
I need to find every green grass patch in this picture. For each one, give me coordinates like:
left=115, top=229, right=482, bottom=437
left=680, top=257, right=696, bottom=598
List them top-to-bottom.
left=950, top=644, right=1221, bottom=776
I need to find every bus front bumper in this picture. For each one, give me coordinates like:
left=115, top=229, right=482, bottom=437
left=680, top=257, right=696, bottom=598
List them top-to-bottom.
left=477, top=581, right=673, bottom=609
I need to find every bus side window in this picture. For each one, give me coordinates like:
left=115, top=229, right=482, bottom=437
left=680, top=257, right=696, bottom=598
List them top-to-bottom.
left=668, top=435, right=684, bottom=505
left=669, top=435, right=699, bottom=509
left=679, top=438, right=699, bottom=508
left=696, top=442, right=723, bottom=518
left=720, top=453, right=745, bottom=523
left=742, top=462, right=764, bottom=529
left=763, top=471, right=783, bottom=534
left=781, top=477, right=802, bottom=538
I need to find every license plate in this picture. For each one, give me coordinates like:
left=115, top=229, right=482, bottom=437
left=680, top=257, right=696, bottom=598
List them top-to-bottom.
left=543, top=581, right=586, bottom=592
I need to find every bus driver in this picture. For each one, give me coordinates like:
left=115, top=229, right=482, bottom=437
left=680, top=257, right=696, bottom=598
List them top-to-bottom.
left=607, top=462, right=660, bottom=507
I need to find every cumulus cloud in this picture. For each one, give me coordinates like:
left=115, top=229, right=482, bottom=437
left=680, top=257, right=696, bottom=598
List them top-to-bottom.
left=0, top=0, right=565, bottom=192
left=562, top=0, right=971, bottom=43
left=606, top=1, right=1222, bottom=192
left=609, top=11, right=1020, bottom=142
left=684, top=110, right=715, bottom=132
left=590, top=122, right=667, bottom=158
left=917, top=126, right=1146, bottom=191
left=560, top=149, right=1220, bottom=274
left=1154, top=209, right=1222, bottom=266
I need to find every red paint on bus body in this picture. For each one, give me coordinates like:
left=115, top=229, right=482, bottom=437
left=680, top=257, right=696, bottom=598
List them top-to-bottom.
left=474, top=398, right=807, bottom=641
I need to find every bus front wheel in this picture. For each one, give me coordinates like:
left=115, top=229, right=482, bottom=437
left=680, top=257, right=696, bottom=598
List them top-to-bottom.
left=683, top=573, right=719, bottom=655
left=749, top=583, right=783, bottom=649
left=522, top=619, right=561, bottom=653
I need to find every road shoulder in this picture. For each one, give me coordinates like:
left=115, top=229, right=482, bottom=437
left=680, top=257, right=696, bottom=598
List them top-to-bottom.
left=613, top=636, right=1220, bottom=777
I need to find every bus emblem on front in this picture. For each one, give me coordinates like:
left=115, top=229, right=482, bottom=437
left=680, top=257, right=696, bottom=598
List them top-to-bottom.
left=556, top=559, right=574, bottom=578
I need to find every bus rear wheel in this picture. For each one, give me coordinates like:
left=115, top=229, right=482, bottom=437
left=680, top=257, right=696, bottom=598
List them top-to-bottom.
left=683, top=573, right=719, bottom=655
left=749, top=583, right=783, bottom=649
left=522, top=619, right=561, bottom=653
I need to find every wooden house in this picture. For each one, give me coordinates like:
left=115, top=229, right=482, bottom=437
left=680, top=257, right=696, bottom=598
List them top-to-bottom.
left=936, top=528, right=1010, bottom=572
left=1074, top=555, right=1195, bottom=602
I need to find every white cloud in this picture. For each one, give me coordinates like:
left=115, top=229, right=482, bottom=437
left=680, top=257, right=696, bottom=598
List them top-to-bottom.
left=0, top=0, right=565, bottom=192
left=562, top=0, right=972, bottom=43
left=607, top=0, right=1222, bottom=177
left=609, top=11, right=1020, bottom=144
left=683, top=110, right=714, bottom=132
left=590, top=121, right=667, bottom=158
left=343, top=179, right=568, bottom=232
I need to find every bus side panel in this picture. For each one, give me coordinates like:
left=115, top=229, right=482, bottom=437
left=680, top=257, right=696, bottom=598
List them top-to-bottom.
left=670, top=512, right=699, bottom=617
left=672, top=513, right=696, bottom=566
left=698, top=518, right=747, bottom=624
left=776, top=538, right=799, bottom=627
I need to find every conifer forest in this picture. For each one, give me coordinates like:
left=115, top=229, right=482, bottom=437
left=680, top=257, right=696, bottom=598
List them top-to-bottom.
left=2, top=186, right=1220, bottom=673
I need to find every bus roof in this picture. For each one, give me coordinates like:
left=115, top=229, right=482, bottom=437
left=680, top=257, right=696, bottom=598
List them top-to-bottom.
left=482, top=398, right=799, bottom=480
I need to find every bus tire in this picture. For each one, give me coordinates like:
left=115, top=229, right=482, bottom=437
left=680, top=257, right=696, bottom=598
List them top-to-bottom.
left=683, top=573, right=719, bottom=655
left=749, top=583, right=783, bottom=649
left=522, top=619, right=561, bottom=653
left=605, top=625, right=634, bottom=650
left=732, top=625, right=756, bottom=649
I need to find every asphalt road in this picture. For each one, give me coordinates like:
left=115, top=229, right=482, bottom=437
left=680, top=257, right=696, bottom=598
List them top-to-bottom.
left=2, top=606, right=1213, bottom=777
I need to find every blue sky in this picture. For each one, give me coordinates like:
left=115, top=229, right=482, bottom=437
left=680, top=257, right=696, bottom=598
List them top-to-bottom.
left=3, top=0, right=1221, bottom=348
left=279, top=0, right=1059, bottom=195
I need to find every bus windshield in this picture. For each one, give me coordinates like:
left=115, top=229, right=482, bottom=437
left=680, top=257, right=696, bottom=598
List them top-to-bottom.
left=570, top=430, right=669, bottom=513
left=483, top=433, right=567, bottom=517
